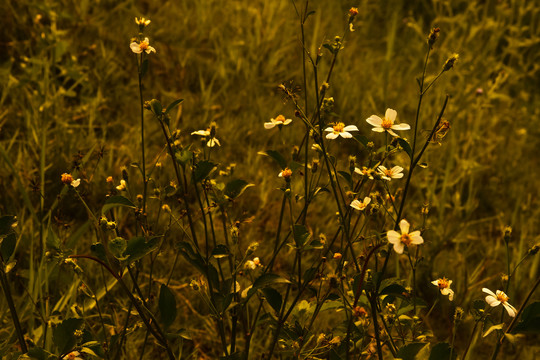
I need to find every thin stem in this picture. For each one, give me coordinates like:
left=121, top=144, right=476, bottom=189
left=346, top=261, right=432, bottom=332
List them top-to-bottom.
left=137, top=53, right=148, bottom=213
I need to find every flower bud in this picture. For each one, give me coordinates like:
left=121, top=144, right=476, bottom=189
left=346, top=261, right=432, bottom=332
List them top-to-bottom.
left=442, top=53, right=459, bottom=71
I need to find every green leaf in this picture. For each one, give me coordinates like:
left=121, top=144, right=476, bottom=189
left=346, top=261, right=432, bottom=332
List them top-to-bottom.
left=323, top=43, right=336, bottom=55
left=149, top=99, right=162, bottom=117
left=165, top=99, right=184, bottom=114
left=353, top=133, right=369, bottom=147
left=397, top=138, right=413, bottom=159
left=175, top=149, right=193, bottom=167
left=258, top=150, right=287, bottom=169
left=193, top=160, right=217, bottom=183
left=337, top=171, right=352, bottom=187
left=224, top=179, right=254, bottom=200
left=101, top=196, right=135, bottom=214
left=292, top=224, right=311, bottom=248
left=46, top=227, right=60, bottom=251
left=1, top=233, right=16, bottom=261
left=124, top=236, right=160, bottom=264
left=108, top=237, right=128, bottom=260
left=90, top=242, right=109, bottom=264
left=303, top=267, right=318, bottom=283
left=253, top=273, right=291, bottom=290
left=159, top=284, right=177, bottom=328
left=380, top=284, right=406, bottom=296
left=261, top=287, right=282, bottom=313
left=513, top=301, right=540, bottom=333
left=53, top=318, right=84, bottom=354
left=483, top=323, right=504, bottom=337
left=396, top=342, right=428, bottom=360
left=429, top=342, right=456, bottom=360
left=26, top=347, right=56, bottom=360
left=220, top=351, right=244, bottom=360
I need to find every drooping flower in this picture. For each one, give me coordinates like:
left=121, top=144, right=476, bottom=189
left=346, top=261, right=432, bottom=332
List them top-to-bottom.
left=130, top=37, right=156, bottom=54
left=366, top=108, right=410, bottom=137
left=264, top=114, right=292, bottom=129
left=324, top=122, right=359, bottom=139
left=191, top=126, right=220, bottom=147
left=377, top=165, right=404, bottom=181
left=350, top=197, right=371, bottom=211
left=387, top=219, right=424, bottom=254
left=432, top=277, right=454, bottom=301
left=483, top=288, right=517, bottom=317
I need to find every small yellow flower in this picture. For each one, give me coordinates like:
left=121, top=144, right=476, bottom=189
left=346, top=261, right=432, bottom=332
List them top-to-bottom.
left=349, top=7, right=359, bottom=16
left=135, top=17, right=151, bottom=27
left=130, top=37, right=156, bottom=54
left=366, top=108, right=410, bottom=137
left=264, top=114, right=292, bottom=129
left=324, top=122, right=359, bottom=139
left=278, top=168, right=293, bottom=180
left=61, top=173, right=74, bottom=185
left=106, top=176, right=113, bottom=183
left=116, top=179, right=127, bottom=191
left=350, top=197, right=371, bottom=211
left=387, top=219, right=424, bottom=254
left=333, top=252, right=342, bottom=260
left=431, top=277, right=454, bottom=301
left=483, top=288, right=517, bottom=317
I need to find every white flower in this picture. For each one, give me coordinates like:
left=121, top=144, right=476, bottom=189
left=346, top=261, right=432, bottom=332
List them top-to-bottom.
left=130, top=37, right=156, bottom=54
left=366, top=108, right=410, bottom=137
left=264, top=115, right=292, bottom=129
left=324, top=122, right=359, bottom=139
left=191, top=128, right=221, bottom=147
left=377, top=165, right=404, bottom=181
left=354, top=166, right=374, bottom=180
left=278, top=168, right=292, bottom=180
left=71, top=178, right=81, bottom=188
left=116, top=179, right=127, bottom=191
left=350, top=197, right=371, bottom=211
left=387, top=219, right=424, bottom=254
left=245, top=260, right=256, bottom=270
left=432, top=278, right=454, bottom=301
left=483, top=288, right=517, bottom=317
left=63, top=351, right=83, bottom=360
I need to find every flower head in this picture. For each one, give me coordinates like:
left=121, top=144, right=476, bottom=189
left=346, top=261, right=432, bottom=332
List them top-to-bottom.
left=135, top=17, right=151, bottom=27
left=130, top=37, right=156, bottom=54
left=443, top=53, right=459, bottom=71
left=366, top=108, right=410, bottom=137
left=264, top=114, right=292, bottom=129
left=324, top=122, right=358, bottom=139
left=191, top=125, right=220, bottom=147
left=377, top=165, right=404, bottom=181
left=354, top=166, right=375, bottom=180
left=278, top=168, right=293, bottom=180
left=61, top=173, right=80, bottom=187
left=116, top=179, right=127, bottom=191
left=350, top=197, right=371, bottom=211
left=387, top=219, right=424, bottom=254
left=432, top=277, right=454, bottom=301
left=483, top=288, right=517, bottom=317
left=62, top=351, right=82, bottom=360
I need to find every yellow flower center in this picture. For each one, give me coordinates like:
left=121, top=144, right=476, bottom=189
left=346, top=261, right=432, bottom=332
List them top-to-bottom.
left=139, top=40, right=149, bottom=50
left=275, top=115, right=286, bottom=123
left=381, top=118, right=393, bottom=129
left=333, top=122, right=345, bottom=133
left=281, top=168, right=292, bottom=179
left=384, top=169, right=392, bottom=176
left=61, top=173, right=74, bottom=184
left=400, top=233, right=412, bottom=246
left=437, top=278, right=450, bottom=289
left=496, top=292, right=509, bottom=303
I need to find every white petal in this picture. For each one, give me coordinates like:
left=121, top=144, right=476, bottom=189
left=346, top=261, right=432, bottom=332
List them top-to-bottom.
left=130, top=42, right=142, bottom=54
left=145, top=46, right=156, bottom=54
left=385, top=108, right=397, bottom=121
left=366, top=115, right=383, bottom=126
left=283, top=119, right=292, bottom=125
left=264, top=122, right=276, bottom=129
left=391, top=123, right=411, bottom=130
left=343, top=125, right=359, bottom=132
left=324, top=127, right=334, bottom=132
left=371, top=127, right=385, bottom=132
left=387, top=129, right=399, bottom=137
left=192, top=130, right=209, bottom=136
left=340, top=132, right=353, bottom=138
left=326, top=133, right=339, bottom=140
left=378, top=165, right=388, bottom=172
left=391, top=166, right=404, bottom=173
left=354, top=167, right=363, bottom=175
left=392, top=173, right=404, bottom=179
left=71, top=179, right=81, bottom=188
left=363, top=197, right=371, bottom=205
left=350, top=200, right=361, bottom=210
left=399, top=219, right=410, bottom=234
left=387, top=230, right=400, bottom=243
left=410, top=232, right=424, bottom=244
left=393, top=242, right=404, bottom=254
left=431, top=280, right=439, bottom=286
left=482, top=288, right=497, bottom=297
left=447, top=289, right=454, bottom=301
left=485, top=295, right=500, bottom=307
left=503, top=303, right=517, bottom=317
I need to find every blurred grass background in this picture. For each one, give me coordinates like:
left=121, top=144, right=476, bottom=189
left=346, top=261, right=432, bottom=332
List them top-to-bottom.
left=1, top=0, right=539, bottom=358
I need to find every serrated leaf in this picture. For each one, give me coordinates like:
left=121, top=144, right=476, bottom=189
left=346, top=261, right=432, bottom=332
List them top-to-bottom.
left=165, top=99, right=184, bottom=114
left=397, top=137, right=413, bottom=159
left=258, top=150, right=287, bottom=169
left=193, top=160, right=217, bottom=182
left=224, top=179, right=254, bottom=200
left=101, top=196, right=135, bottom=214
left=292, top=224, right=311, bottom=248
left=124, top=236, right=160, bottom=264
left=108, top=237, right=127, bottom=260
left=90, top=242, right=109, bottom=264
left=159, top=284, right=177, bottom=328
left=513, top=301, right=540, bottom=334
left=397, top=342, right=428, bottom=360
left=429, top=342, right=456, bottom=360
